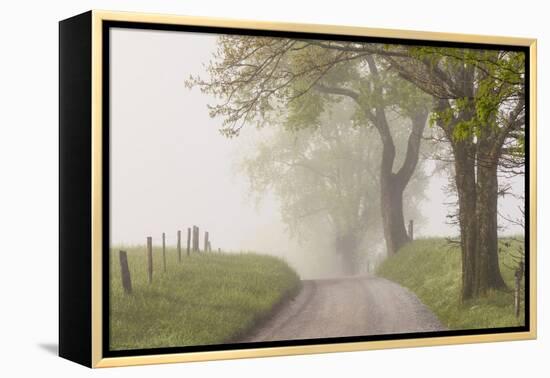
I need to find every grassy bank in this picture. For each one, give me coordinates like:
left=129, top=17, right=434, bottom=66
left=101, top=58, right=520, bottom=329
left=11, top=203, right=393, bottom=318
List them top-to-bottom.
left=377, top=238, right=525, bottom=330
left=110, top=246, right=300, bottom=350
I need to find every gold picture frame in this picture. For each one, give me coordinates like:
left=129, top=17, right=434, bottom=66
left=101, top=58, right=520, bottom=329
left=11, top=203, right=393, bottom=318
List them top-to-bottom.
left=59, top=10, right=537, bottom=368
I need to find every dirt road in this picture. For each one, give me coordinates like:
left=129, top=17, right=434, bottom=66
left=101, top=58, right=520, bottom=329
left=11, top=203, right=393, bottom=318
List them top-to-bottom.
left=241, top=275, right=445, bottom=342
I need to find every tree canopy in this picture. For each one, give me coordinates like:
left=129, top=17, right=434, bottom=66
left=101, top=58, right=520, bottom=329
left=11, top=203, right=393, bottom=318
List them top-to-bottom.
left=187, top=34, right=526, bottom=299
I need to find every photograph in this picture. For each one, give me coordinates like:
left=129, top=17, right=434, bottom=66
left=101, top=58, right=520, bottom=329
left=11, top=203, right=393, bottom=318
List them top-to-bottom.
left=2, top=0, right=547, bottom=375
left=107, top=24, right=528, bottom=353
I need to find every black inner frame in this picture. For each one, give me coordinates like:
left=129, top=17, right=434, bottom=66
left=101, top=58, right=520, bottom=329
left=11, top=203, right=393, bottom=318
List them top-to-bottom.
left=102, top=20, right=531, bottom=358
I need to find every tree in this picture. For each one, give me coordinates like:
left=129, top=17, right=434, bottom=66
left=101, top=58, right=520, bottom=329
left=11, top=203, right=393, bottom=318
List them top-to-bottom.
left=187, top=36, right=432, bottom=256
left=385, top=47, right=525, bottom=299
left=242, top=101, right=429, bottom=274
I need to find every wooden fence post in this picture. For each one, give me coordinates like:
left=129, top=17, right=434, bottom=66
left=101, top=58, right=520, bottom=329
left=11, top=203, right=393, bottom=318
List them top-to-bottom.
left=408, top=220, right=414, bottom=241
left=191, top=226, right=195, bottom=252
left=192, top=226, right=196, bottom=252
left=194, top=226, right=197, bottom=252
left=195, top=226, right=200, bottom=252
left=187, top=227, right=191, bottom=256
left=177, top=230, right=182, bottom=263
left=204, top=231, right=209, bottom=253
left=162, top=232, right=166, bottom=273
left=146, top=236, right=153, bottom=284
left=119, top=250, right=132, bottom=294
left=515, top=261, right=524, bottom=318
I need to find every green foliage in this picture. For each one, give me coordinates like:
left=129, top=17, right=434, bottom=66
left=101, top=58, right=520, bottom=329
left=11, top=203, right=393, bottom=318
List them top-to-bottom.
left=188, top=35, right=434, bottom=138
left=188, top=35, right=524, bottom=162
left=411, top=47, right=525, bottom=143
left=385, top=70, right=432, bottom=116
left=284, top=88, right=325, bottom=132
left=242, top=101, right=429, bottom=249
left=244, top=108, right=374, bottom=241
left=377, top=238, right=525, bottom=329
left=109, top=247, right=300, bottom=350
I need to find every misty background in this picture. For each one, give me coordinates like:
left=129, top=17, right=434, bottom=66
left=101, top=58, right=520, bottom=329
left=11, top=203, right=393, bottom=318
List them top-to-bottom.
left=109, top=28, right=523, bottom=278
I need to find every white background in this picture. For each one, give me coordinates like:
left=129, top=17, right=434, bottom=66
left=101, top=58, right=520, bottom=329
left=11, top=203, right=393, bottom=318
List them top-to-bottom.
left=0, top=0, right=547, bottom=376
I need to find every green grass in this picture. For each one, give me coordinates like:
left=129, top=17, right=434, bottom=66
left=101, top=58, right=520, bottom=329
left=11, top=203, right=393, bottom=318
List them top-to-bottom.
left=377, top=238, right=525, bottom=330
left=109, top=246, right=300, bottom=350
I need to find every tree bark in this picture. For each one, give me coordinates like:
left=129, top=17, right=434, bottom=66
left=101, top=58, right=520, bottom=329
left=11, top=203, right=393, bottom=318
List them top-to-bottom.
left=378, top=110, right=428, bottom=256
left=449, top=116, right=507, bottom=300
left=476, top=132, right=507, bottom=294
left=452, top=140, right=479, bottom=300
left=380, top=172, right=409, bottom=255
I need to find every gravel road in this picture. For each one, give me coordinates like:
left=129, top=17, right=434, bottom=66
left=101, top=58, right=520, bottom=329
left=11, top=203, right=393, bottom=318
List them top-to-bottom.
left=241, top=275, right=445, bottom=342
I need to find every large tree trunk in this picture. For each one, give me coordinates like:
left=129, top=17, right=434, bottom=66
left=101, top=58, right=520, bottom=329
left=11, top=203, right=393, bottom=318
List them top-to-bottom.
left=360, top=56, right=429, bottom=256
left=322, top=57, right=429, bottom=257
left=389, top=57, right=515, bottom=300
left=378, top=111, right=428, bottom=256
left=451, top=125, right=507, bottom=300
left=476, top=135, right=507, bottom=294
left=452, top=141, right=479, bottom=301
left=380, top=172, right=409, bottom=256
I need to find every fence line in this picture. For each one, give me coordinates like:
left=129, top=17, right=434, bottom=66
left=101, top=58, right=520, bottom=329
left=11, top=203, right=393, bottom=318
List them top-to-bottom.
left=118, top=225, right=220, bottom=292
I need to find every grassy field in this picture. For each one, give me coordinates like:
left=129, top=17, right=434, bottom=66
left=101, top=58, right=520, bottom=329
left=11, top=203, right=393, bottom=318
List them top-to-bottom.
left=377, top=238, right=525, bottom=330
left=109, top=246, right=300, bottom=350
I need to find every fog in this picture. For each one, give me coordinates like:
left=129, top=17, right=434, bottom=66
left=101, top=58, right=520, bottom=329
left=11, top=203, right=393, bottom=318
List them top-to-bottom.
left=110, top=29, right=524, bottom=278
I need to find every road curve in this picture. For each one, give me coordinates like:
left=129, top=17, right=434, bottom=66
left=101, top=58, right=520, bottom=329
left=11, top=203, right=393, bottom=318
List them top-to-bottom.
left=241, top=275, right=445, bottom=342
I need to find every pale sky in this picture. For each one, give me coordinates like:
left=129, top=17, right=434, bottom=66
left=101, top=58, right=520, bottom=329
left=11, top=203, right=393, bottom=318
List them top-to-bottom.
left=109, top=28, right=524, bottom=274
left=110, top=28, right=291, bottom=253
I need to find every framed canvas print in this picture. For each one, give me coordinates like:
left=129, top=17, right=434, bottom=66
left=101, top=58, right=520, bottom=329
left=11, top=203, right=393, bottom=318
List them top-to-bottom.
left=59, top=10, right=537, bottom=368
